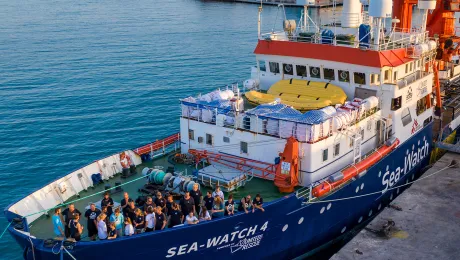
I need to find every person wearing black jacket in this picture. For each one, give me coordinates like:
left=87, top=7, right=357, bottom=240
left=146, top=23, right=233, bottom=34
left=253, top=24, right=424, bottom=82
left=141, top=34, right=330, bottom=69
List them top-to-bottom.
left=189, top=183, right=202, bottom=214
left=179, top=191, right=195, bottom=216
left=203, top=191, right=214, bottom=211
left=101, top=192, right=114, bottom=217
left=120, top=192, right=133, bottom=215
left=154, top=192, right=167, bottom=213
left=125, top=201, right=137, bottom=223
left=168, top=202, right=184, bottom=228
left=84, top=203, right=101, bottom=241
left=62, top=204, right=82, bottom=238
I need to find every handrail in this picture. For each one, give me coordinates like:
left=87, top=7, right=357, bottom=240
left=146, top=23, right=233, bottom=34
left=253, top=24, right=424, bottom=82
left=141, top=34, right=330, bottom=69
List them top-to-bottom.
left=260, top=29, right=430, bottom=51
left=133, top=133, right=180, bottom=156
left=189, top=149, right=277, bottom=180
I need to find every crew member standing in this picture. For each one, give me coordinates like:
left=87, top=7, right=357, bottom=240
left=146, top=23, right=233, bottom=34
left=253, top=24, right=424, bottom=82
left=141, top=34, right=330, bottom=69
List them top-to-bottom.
left=189, top=183, right=202, bottom=214
left=179, top=191, right=195, bottom=217
left=84, top=203, right=101, bottom=241
left=62, top=204, right=81, bottom=238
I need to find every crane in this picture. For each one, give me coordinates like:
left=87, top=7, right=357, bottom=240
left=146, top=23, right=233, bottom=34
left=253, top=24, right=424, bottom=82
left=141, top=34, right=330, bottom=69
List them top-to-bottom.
left=392, top=0, right=460, bottom=62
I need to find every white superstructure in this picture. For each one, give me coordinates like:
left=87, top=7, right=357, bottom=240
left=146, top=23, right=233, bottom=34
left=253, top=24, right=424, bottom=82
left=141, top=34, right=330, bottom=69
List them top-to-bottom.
left=178, top=2, right=437, bottom=187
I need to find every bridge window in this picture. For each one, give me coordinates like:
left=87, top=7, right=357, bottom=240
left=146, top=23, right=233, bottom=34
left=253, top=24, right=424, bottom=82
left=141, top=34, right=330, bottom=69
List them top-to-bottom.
left=259, top=60, right=266, bottom=72
left=269, top=62, right=280, bottom=74
left=283, top=63, right=293, bottom=75
left=405, top=64, right=409, bottom=73
left=296, top=65, right=307, bottom=77
left=310, top=66, right=320, bottom=78
left=323, top=68, right=335, bottom=80
left=338, top=70, right=350, bottom=82
left=384, top=70, right=390, bottom=81
left=393, top=71, right=398, bottom=81
left=353, top=72, right=366, bottom=84
left=371, top=74, right=380, bottom=84
left=416, top=95, right=428, bottom=116
left=391, top=96, right=402, bottom=111
left=401, top=107, right=412, bottom=127
left=189, top=129, right=195, bottom=140
left=206, top=134, right=214, bottom=146
left=223, top=136, right=230, bottom=143
left=240, top=141, right=248, bottom=154
left=333, top=143, right=340, bottom=157
left=322, top=148, right=329, bottom=162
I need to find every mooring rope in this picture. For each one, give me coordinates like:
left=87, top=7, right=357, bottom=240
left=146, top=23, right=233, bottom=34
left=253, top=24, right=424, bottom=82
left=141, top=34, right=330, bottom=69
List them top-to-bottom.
left=285, top=163, right=456, bottom=216
left=305, top=164, right=455, bottom=204
left=0, top=222, right=12, bottom=239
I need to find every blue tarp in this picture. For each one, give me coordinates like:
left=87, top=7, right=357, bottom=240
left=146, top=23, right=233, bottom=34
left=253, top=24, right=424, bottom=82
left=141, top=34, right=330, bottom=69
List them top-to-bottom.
left=359, top=24, right=371, bottom=48
left=321, top=29, right=334, bottom=44
left=181, top=99, right=232, bottom=113
left=183, top=99, right=332, bottom=125
left=245, top=103, right=288, bottom=116
left=258, top=108, right=330, bottom=125
left=297, top=110, right=331, bottom=124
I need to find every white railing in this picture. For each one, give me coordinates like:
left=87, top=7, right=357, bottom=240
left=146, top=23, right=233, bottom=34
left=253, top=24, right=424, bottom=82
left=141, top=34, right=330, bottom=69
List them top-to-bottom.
left=260, top=27, right=430, bottom=52
left=397, top=70, right=431, bottom=89
left=182, top=100, right=380, bottom=144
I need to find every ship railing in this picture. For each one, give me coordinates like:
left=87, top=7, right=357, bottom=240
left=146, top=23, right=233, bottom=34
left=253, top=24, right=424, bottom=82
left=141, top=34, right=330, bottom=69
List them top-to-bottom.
left=260, top=27, right=430, bottom=51
left=438, top=61, right=460, bottom=80
left=396, top=70, right=431, bottom=90
left=182, top=100, right=380, bottom=144
left=133, top=133, right=181, bottom=158
left=306, top=136, right=395, bottom=201
left=295, top=186, right=311, bottom=200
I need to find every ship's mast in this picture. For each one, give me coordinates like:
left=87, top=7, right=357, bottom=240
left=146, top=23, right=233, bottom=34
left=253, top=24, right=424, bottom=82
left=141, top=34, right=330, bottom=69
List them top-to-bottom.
left=258, top=1, right=262, bottom=38
left=303, top=5, right=307, bottom=32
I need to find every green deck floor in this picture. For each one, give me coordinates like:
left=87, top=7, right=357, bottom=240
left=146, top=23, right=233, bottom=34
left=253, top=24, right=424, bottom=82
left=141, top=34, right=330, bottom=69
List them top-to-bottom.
left=28, top=153, right=284, bottom=240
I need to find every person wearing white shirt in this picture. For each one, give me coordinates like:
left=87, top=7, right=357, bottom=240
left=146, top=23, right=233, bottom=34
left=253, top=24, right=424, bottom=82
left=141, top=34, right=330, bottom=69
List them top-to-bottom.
left=212, top=186, right=224, bottom=201
left=144, top=206, right=156, bottom=232
left=199, top=206, right=211, bottom=221
left=185, top=212, right=199, bottom=225
left=97, top=213, right=108, bottom=240
left=124, top=218, right=134, bottom=236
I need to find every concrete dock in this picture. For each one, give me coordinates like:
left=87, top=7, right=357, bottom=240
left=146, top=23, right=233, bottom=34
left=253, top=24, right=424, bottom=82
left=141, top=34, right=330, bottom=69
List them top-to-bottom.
left=331, top=152, right=460, bottom=260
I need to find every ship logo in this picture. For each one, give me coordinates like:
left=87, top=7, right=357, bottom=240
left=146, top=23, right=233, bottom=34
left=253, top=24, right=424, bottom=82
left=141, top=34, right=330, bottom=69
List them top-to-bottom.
left=406, top=86, right=413, bottom=102
left=411, top=119, right=419, bottom=134
left=229, top=234, right=264, bottom=253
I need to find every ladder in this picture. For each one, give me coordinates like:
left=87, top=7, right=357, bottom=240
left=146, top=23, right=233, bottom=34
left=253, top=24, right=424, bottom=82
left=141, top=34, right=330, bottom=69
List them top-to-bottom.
left=353, top=132, right=363, bottom=164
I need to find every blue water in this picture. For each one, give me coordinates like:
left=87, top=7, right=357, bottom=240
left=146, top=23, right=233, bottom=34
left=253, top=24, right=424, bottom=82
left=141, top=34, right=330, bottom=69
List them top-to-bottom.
left=0, top=0, right=306, bottom=258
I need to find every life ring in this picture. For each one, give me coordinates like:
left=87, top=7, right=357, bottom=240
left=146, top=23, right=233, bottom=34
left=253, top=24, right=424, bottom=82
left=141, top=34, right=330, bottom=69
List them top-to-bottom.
left=284, top=64, right=292, bottom=73
left=311, top=67, right=319, bottom=76
left=340, top=71, right=348, bottom=80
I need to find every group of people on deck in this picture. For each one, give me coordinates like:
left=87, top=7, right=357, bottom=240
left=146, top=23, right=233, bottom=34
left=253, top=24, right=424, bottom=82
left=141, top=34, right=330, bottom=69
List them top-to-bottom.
left=52, top=185, right=265, bottom=241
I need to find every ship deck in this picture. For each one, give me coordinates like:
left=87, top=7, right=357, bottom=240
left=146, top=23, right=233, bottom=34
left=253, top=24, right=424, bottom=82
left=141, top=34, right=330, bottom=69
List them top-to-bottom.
left=28, top=152, right=283, bottom=240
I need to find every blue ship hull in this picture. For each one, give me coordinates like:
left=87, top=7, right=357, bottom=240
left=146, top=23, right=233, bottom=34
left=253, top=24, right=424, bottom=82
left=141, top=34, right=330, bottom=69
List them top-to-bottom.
left=9, top=123, right=433, bottom=260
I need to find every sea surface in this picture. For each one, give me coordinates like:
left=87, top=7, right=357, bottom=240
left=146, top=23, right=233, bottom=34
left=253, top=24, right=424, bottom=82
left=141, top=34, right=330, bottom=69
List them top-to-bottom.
left=0, top=0, right=316, bottom=258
